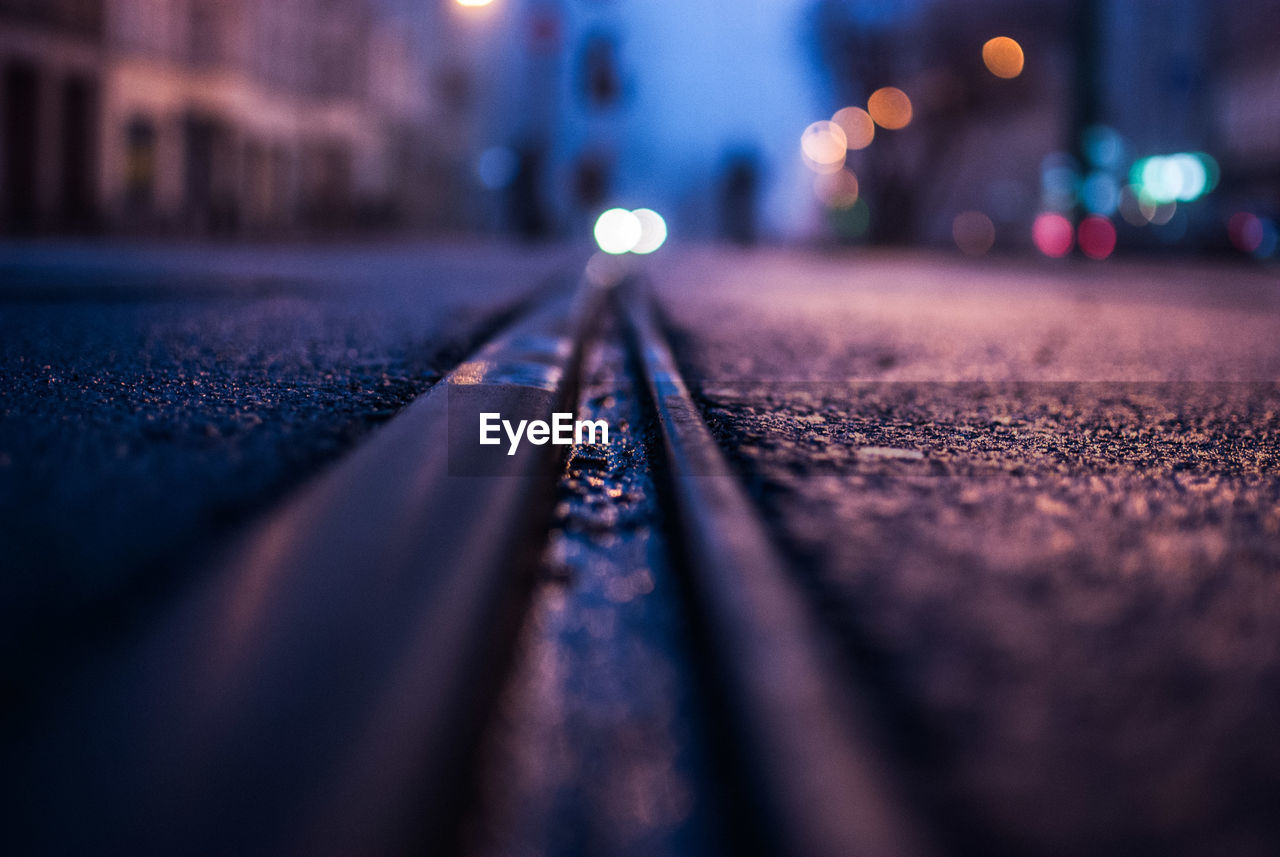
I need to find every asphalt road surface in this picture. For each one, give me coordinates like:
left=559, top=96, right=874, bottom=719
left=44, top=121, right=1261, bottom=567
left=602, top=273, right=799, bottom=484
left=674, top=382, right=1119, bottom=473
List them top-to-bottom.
left=0, top=241, right=571, bottom=685
left=4, top=241, right=1279, bottom=857
left=652, top=247, right=1280, bottom=857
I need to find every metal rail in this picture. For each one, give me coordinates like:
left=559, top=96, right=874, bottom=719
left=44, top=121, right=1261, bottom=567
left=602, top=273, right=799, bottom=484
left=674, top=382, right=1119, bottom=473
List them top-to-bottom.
left=11, top=268, right=941, bottom=857
left=8, top=275, right=604, bottom=857
left=621, top=279, right=939, bottom=857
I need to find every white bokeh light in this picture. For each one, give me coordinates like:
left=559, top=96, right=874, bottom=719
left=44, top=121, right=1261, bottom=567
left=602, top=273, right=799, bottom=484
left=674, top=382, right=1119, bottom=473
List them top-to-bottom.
left=800, top=121, right=847, bottom=173
left=594, top=208, right=642, bottom=254
left=630, top=209, right=668, bottom=254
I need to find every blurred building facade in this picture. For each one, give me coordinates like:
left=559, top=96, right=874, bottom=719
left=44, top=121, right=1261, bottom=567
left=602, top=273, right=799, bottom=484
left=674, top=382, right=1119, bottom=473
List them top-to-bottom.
left=0, top=0, right=466, bottom=237
left=0, top=0, right=105, bottom=233
left=5, top=0, right=1274, bottom=248
left=468, top=0, right=822, bottom=242
left=477, top=0, right=1277, bottom=253
left=808, top=0, right=1278, bottom=254
left=812, top=0, right=1077, bottom=246
left=1214, top=0, right=1280, bottom=218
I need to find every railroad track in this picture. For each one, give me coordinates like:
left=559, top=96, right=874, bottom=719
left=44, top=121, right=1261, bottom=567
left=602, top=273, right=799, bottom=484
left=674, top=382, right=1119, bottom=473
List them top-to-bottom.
left=6, top=264, right=939, bottom=857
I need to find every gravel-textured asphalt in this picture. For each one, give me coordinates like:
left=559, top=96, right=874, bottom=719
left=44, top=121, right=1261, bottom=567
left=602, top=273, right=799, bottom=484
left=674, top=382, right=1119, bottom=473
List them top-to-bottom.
left=7, top=241, right=1280, bottom=857
left=0, top=242, right=572, bottom=681
left=653, top=249, right=1280, bottom=857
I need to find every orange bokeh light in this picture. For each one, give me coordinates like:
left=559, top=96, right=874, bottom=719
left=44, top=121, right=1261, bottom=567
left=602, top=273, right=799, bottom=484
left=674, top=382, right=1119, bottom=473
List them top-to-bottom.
left=982, top=36, right=1024, bottom=79
left=867, top=87, right=913, bottom=130
left=831, top=106, right=875, bottom=150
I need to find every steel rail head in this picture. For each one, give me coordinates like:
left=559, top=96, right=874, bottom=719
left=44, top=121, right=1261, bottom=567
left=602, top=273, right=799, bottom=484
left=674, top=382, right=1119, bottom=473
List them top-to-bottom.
left=8, top=272, right=606, bottom=857
left=619, top=277, right=941, bottom=857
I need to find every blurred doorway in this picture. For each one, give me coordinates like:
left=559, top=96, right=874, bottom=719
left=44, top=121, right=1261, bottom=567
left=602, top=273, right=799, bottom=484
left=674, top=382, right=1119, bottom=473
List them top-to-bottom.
left=3, top=61, right=39, bottom=233
left=59, top=74, right=97, bottom=230
left=183, top=114, right=236, bottom=234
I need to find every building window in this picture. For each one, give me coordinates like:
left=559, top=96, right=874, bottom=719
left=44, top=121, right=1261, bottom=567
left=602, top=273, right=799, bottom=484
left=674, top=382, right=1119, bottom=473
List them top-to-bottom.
left=579, top=33, right=623, bottom=109
left=125, top=116, right=156, bottom=214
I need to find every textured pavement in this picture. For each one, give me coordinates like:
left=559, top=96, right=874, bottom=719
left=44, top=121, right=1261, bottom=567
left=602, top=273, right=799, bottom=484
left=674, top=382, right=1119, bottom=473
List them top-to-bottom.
left=0, top=241, right=571, bottom=681
left=5, top=242, right=1280, bottom=856
left=653, top=248, right=1280, bottom=856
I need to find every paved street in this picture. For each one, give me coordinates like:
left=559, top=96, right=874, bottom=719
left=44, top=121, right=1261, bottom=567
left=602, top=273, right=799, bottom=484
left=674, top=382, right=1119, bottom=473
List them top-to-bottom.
left=3, top=0, right=1276, bottom=853
left=0, top=242, right=571, bottom=685
left=3, top=242, right=1279, bottom=856
left=653, top=248, right=1280, bottom=856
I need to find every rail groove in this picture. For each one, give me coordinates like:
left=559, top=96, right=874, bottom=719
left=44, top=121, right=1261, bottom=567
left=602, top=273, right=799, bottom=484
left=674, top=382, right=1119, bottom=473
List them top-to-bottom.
left=10, top=265, right=942, bottom=857
left=7, top=274, right=604, bottom=857
left=620, top=278, right=939, bottom=857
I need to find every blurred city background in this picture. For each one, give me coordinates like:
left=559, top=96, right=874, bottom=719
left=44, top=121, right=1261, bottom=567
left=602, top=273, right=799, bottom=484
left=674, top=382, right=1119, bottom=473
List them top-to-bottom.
left=0, top=0, right=1276, bottom=257
left=5, top=5, right=1280, bottom=855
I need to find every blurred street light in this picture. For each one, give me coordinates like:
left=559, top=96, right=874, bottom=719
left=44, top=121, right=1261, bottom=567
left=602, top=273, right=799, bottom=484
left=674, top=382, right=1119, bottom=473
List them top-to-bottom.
left=982, top=37, right=1025, bottom=79
left=866, top=87, right=912, bottom=130
left=831, top=107, right=875, bottom=150
left=801, top=121, right=848, bottom=173
left=1131, top=153, right=1218, bottom=204
left=815, top=170, right=859, bottom=210
left=593, top=208, right=668, bottom=255
left=595, top=208, right=642, bottom=254
left=631, top=209, right=669, bottom=254
left=953, top=211, right=996, bottom=256
left=1033, top=212, right=1074, bottom=257
left=1228, top=213, right=1277, bottom=257
left=1078, top=216, right=1117, bottom=260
